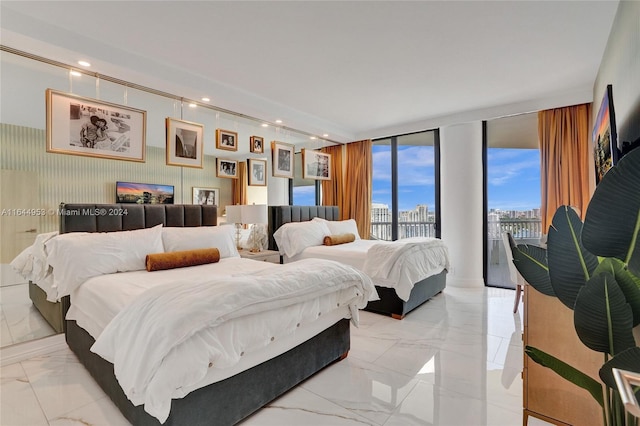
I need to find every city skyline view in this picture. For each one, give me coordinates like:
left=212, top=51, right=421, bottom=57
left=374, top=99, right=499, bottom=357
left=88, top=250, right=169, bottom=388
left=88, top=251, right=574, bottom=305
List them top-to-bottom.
left=294, top=146, right=541, bottom=214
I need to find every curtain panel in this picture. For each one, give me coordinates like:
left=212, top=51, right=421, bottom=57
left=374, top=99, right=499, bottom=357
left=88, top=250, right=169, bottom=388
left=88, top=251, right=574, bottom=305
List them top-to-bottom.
left=538, top=103, right=592, bottom=232
left=342, top=140, right=373, bottom=239
left=320, top=144, right=344, bottom=213
left=232, top=160, right=248, bottom=206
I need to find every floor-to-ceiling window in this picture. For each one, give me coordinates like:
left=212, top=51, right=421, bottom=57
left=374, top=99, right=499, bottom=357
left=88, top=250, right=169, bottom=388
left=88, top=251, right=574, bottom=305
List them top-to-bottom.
left=485, top=113, right=540, bottom=288
left=372, top=130, right=440, bottom=240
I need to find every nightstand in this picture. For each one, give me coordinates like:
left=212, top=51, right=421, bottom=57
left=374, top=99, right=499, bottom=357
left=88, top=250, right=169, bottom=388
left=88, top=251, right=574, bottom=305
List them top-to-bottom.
left=238, top=249, right=280, bottom=264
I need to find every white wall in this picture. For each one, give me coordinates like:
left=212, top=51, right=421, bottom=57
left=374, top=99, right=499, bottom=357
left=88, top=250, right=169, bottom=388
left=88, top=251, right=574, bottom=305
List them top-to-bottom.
left=594, top=1, right=640, bottom=150
left=440, top=122, right=485, bottom=288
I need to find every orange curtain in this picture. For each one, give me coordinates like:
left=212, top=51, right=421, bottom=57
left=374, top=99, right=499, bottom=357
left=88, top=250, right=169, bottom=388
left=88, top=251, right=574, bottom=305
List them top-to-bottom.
left=538, top=103, right=592, bottom=233
left=343, top=140, right=372, bottom=239
left=321, top=144, right=344, bottom=213
left=232, top=161, right=248, bottom=206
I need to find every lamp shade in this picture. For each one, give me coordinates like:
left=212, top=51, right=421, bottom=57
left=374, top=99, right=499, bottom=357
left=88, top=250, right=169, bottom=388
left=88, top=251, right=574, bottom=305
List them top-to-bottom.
left=240, top=204, right=267, bottom=224
left=225, top=205, right=243, bottom=224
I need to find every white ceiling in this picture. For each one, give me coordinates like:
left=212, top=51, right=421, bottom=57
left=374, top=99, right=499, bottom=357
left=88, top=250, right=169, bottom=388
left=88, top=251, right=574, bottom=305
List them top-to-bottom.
left=0, top=1, right=619, bottom=144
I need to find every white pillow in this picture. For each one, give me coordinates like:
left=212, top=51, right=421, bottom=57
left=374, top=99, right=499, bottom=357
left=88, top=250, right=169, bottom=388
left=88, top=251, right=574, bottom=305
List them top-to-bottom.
left=315, top=218, right=361, bottom=240
left=273, top=220, right=331, bottom=258
left=45, top=225, right=164, bottom=299
left=161, top=225, right=239, bottom=259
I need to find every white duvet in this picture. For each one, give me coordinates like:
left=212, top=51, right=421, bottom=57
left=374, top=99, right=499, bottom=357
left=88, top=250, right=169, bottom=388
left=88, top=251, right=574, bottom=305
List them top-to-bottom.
left=10, top=231, right=59, bottom=301
left=286, top=238, right=450, bottom=301
left=89, top=258, right=376, bottom=423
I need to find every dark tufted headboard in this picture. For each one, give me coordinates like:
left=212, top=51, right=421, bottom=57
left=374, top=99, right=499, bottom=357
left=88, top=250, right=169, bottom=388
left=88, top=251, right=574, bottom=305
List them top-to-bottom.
left=59, top=203, right=217, bottom=234
left=268, top=205, right=339, bottom=251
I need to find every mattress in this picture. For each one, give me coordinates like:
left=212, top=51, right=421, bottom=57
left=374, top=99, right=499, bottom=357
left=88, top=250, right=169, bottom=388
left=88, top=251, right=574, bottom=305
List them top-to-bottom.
left=285, top=239, right=448, bottom=301
left=66, top=257, right=364, bottom=421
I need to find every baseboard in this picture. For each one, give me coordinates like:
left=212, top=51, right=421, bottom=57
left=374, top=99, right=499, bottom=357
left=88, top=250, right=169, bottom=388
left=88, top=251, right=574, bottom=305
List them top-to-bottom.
left=0, top=333, right=67, bottom=366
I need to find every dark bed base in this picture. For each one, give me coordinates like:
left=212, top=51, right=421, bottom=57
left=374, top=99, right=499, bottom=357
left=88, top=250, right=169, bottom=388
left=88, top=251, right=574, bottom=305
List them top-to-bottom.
left=268, top=205, right=447, bottom=320
left=365, top=270, right=446, bottom=319
left=28, top=281, right=68, bottom=333
left=66, top=318, right=350, bottom=426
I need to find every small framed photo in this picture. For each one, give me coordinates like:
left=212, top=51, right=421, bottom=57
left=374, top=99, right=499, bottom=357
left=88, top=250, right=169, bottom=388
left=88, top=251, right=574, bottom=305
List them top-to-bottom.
left=46, top=88, right=146, bottom=162
left=166, top=117, right=204, bottom=168
left=216, top=129, right=238, bottom=151
left=250, top=136, right=264, bottom=153
left=271, top=141, right=294, bottom=178
left=302, top=149, right=331, bottom=180
left=216, top=158, right=239, bottom=179
left=248, top=158, right=267, bottom=186
left=192, top=187, right=219, bottom=207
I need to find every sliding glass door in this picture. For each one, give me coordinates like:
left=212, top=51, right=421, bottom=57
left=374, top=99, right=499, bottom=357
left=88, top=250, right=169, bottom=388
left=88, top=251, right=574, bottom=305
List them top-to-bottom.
left=485, top=113, right=540, bottom=288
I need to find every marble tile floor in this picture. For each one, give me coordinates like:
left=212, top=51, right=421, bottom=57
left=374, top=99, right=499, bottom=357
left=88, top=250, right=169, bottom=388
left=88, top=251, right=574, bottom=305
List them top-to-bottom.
left=1, top=282, right=56, bottom=348
left=1, top=287, right=553, bottom=426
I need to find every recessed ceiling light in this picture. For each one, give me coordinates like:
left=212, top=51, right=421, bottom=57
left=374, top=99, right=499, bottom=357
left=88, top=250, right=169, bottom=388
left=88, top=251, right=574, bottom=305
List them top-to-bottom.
left=77, top=60, right=91, bottom=67
left=69, top=70, right=82, bottom=77
left=201, top=97, right=210, bottom=102
left=188, top=103, right=197, bottom=108
left=275, top=119, right=282, bottom=124
left=261, top=123, right=269, bottom=127
left=323, top=134, right=329, bottom=138
left=310, top=136, right=317, bottom=140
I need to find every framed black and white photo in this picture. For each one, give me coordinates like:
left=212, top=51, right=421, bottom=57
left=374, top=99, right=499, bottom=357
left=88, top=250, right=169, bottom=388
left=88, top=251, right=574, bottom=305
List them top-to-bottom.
left=46, top=88, right=146, bottom=162
left=166, top=117, right=204, bottom=168
left=216, top=129, right=238, bottom=151
left=250, top=136, right=264, bottom=154
left=271, top=141, right=294, bottom=178
left=302, top=149, right=331, bottom=180
left=216, top=158, right=239, bottom=179
left=248, top=158, right=267, bottom=186
left=192, top=187, right=220, bottom=207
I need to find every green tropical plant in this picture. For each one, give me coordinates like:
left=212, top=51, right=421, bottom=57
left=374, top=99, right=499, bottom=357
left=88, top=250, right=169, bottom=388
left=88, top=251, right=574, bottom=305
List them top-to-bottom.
left=510, top=146, right=640, bottom=426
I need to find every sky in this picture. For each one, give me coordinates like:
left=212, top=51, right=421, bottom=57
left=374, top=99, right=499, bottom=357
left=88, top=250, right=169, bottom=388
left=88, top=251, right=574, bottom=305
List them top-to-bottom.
left=293, top=146, right=541, bottom=212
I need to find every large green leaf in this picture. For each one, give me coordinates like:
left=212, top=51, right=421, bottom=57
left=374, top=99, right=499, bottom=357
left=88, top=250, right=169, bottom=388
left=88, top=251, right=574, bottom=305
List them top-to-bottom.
left=583, top=147, right=640, bottom=277
left=547, top=206, right=600, bottom=309
left=512, top=244, right=554, bottom=296
left=594, top=258, right=640, bottom=326
left=574, top=272, right=636, bottom=355
left=525, top=345, right=604, bottom=407
left=599, top=347, right=640, bottom=390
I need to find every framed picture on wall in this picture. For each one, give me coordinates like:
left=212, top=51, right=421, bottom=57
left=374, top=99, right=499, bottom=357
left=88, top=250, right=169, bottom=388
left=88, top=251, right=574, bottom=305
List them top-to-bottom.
left=593, top=84, right=619, bottom=185
left=46, top=88, right=146, bottom=162
left=166, top=117, right=204, bottom=168
left=216, top=129, right=238, bottom=151
left=250, top=136, right=264, bottom=153
left=271, top=141, right=294, bottom=178
left=302, top=149, right=331, bottom=180
left=216, top=158, right=239, bottom=179
left=248, top=158, right=267, bottom=186
left=116, top=181, right=174, bottom=204
left=192, top=187, right=219, bottom=207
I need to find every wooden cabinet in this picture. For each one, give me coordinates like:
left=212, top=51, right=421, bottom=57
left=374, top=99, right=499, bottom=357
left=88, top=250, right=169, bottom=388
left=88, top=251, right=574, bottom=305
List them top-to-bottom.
left=523, top=285, right=603, bottom=425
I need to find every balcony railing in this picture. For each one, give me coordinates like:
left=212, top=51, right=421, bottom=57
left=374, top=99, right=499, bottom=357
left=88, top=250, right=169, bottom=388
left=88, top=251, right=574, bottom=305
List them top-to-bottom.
left=370, top=219, right=542, bottom=241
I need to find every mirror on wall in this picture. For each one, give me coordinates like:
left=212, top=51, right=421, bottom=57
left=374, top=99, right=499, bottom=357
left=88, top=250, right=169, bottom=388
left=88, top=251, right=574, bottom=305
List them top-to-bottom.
left=0, top=48, right=339, bottom=349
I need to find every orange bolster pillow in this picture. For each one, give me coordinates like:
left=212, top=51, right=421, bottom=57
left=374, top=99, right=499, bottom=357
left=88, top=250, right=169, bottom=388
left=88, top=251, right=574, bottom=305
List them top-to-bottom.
left=323, top=233, right=356, bottom=246
left=145, top=248, right=220, bottom=272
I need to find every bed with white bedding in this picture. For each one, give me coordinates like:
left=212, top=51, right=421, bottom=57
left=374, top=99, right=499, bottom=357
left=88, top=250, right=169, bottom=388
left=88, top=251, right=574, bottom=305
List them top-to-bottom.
left=52, top=203, right=376, bottom=426
left=269, top=205, right=449, bottom=319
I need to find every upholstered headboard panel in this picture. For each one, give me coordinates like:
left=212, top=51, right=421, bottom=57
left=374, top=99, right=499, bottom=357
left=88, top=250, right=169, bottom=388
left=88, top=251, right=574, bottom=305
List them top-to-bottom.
left=59, top=203, right=217, bottom=234
left=268, top=205, right=339, bottom=251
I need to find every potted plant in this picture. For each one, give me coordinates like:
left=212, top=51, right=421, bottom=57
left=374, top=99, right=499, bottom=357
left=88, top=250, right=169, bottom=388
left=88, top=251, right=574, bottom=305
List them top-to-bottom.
left=511, top=146, right=640, bottom=426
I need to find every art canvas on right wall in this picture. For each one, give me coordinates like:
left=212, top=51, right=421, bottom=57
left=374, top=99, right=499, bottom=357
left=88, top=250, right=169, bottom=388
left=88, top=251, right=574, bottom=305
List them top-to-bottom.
left=593, top=84, right=619, bottom=185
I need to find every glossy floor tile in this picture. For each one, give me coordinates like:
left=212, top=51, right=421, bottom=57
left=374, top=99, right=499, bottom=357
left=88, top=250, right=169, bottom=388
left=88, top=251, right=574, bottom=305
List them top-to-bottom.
left=0, top=282, right=56, bottom=347
left=1, top=287, right=554, bottom=425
